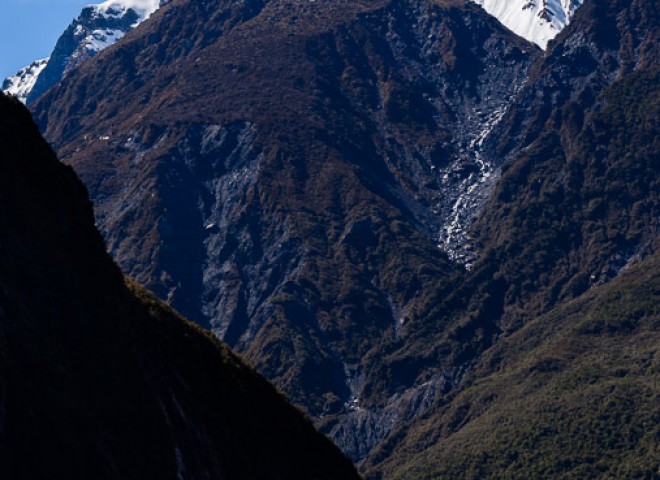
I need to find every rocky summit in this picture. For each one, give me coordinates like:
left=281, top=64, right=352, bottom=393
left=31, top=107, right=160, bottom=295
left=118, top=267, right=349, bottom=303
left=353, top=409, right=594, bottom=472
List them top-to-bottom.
left=2, top=58, right=49, bottom=104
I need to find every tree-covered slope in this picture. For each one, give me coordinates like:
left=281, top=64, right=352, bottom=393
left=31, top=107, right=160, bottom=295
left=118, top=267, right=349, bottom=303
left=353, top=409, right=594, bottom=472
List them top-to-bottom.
left=355, top=0, right=659, bottom=475
left=471, top=0, right=659, bottom=330
left=0, top=91, right=359, bottom=480
left=374, top=250, right=659, bottom=479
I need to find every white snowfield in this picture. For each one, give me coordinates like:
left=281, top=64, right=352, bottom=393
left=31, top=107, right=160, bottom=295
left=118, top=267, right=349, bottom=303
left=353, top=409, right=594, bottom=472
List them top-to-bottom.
left=78, top=0, right=162, bottom=54
left=89, top=0, right=161, bottom=26
left=471, top=0, right=584, bottom=49
left=80, top=28, right=127, bottom=53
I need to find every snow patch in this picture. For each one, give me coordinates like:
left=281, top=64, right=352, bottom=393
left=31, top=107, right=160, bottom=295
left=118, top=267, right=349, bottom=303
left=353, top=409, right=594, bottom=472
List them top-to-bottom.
left=471, top=0, right=583, bottom=49
left=81, top=28, right=127, bottom=52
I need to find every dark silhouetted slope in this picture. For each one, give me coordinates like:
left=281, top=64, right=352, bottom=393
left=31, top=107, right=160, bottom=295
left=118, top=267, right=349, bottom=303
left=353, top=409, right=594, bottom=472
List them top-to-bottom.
left=0, top=91, right=359, bottom=480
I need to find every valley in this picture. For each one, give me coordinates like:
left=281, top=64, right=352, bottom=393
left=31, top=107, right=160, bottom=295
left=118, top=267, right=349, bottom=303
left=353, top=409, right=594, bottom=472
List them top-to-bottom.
left=0, top=0, right=657, bottom=478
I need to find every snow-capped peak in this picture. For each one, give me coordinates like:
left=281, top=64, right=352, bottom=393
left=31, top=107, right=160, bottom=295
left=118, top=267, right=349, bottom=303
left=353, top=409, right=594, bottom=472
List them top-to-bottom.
left=3, top=0, right=166, bottom=103
left=79, top=0, right=162, bottom=53
left=471, top=0, right=583, bottom=49
left=1, top=59, right=49, bottom=104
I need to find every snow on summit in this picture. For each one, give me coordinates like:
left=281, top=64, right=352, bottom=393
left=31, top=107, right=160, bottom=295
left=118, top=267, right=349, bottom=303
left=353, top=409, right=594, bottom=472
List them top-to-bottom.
left=3, top=0, right=165, bottom=103
left=4, top=0, right=579, bottom=104
left=81, top=0, right=162, bottom=54
left=90, top=0, right=161, bottom=27
left=471, top=0, right=584, bottom=49
left=1, top=59, right=49, bottom=104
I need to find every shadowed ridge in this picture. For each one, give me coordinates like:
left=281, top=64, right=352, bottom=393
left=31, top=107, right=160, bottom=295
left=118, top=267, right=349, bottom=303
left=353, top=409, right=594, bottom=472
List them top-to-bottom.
left=0, top=91, right=360, bottom=480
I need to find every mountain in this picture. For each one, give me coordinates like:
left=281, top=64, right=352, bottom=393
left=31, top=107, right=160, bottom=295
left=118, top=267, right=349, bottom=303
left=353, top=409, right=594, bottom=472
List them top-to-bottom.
left=2, top=0, right=164, bottom=104
left=3, top=0, right=582, bottom=105
left=31, top=0, right=658, bottom=477
left=33, top=0, right=537, bottom=445
left=34, top=0, right=539, bottom=460
left=470, top=0, right=584, bottom=48
left=1, top=58, right=49, bottom=104
left=0, top=91, right=359, bottom=479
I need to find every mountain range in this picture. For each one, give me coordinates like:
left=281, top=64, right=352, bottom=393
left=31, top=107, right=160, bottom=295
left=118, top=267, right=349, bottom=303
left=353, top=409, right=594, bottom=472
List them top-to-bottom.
left=2, top=0, right=658, bottom=477
left=4, top=0, right=584, bottom=103
left=33, top=0, right=540, bottom=439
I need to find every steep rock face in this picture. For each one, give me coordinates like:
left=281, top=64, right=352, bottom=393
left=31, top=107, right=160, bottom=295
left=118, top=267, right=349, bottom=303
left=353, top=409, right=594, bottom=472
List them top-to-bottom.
left=19, top=0, right=163, bottom=104
left=33, top=0, right=537, bottom=462
left=372, top=0, right=659, bottom=354
left=470, top=0, right=583, bottom=48
left=1, top=59, right=49, bottom=104
left=0, top=91, right=360, bottom=480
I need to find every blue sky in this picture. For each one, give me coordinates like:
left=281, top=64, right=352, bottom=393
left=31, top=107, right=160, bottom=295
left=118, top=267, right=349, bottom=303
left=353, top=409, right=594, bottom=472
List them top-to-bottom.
left=0, top=0, right=90, bottom=79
